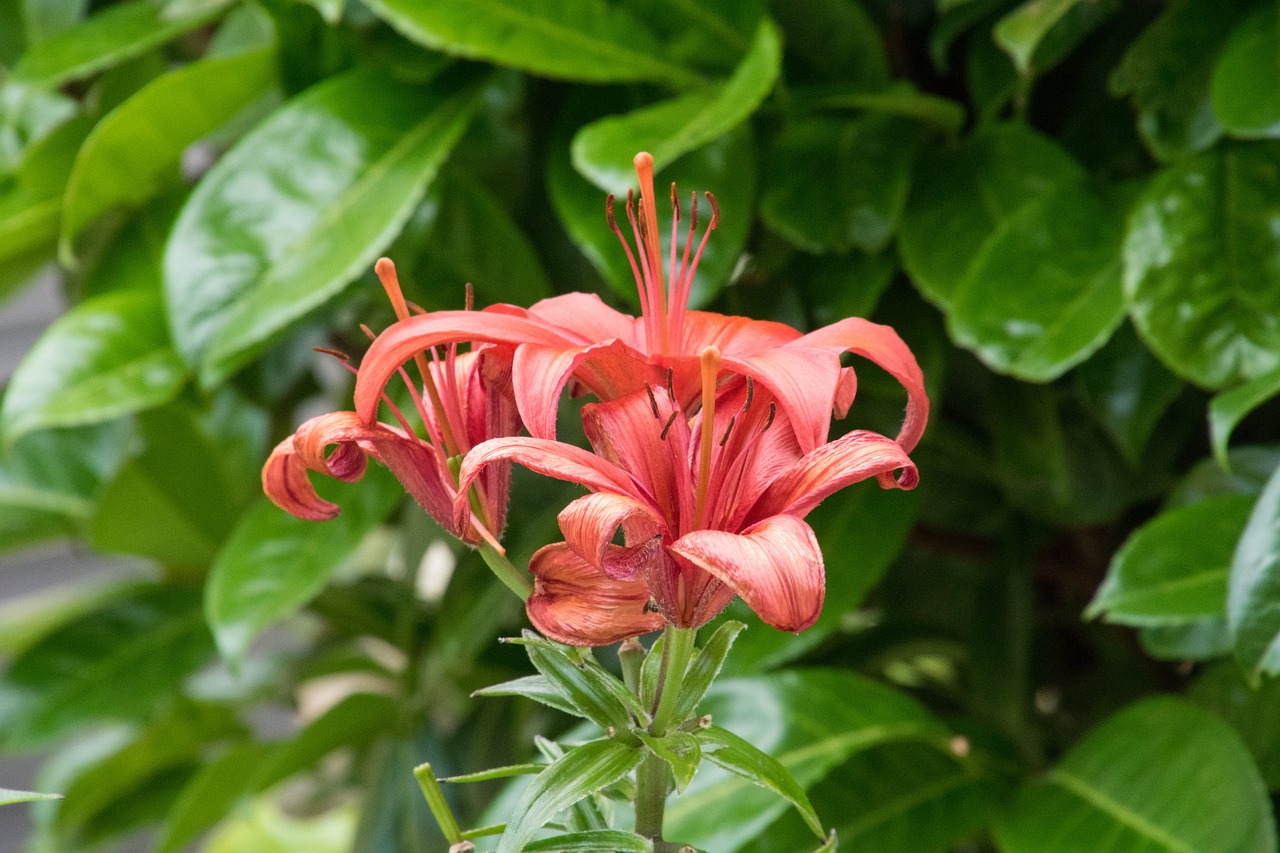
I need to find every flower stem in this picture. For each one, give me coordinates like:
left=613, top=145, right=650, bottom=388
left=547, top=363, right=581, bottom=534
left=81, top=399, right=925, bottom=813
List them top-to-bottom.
left=477, top=542, right=532, bottom=601
left=650, top=626, right=697, bottom=736
left=634, top=751, right=670, bottom=841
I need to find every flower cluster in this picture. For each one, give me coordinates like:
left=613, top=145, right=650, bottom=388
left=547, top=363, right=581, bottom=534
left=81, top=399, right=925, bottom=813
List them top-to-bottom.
left=264, top=152, right=928, bottom=647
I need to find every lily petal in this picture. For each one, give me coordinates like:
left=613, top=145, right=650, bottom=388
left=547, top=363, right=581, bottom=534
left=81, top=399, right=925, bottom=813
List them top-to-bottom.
left=527, top=292, right=640, bottom=347
left=681, top=311, right=803, bottom=356
left=789, top=318, right=929, bottom=453
left=512, top=340, right=657, bottom=441
left=721, top=347, right=841, bottom=453
left=751, top=429, right=918, bottom=522
left=263, top=436, right=342, bottom=521
left=559, top=492, right=664, bottom=580
left=668, top=515, right=825, bottom=633
left=527, top=543, right=665, bottom=646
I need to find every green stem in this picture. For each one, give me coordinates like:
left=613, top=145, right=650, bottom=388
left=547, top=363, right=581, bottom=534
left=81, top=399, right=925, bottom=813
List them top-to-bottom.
left=478, top=542, right=532, bottom=601
left=649, top=626, right=697, bottom=736
left=619, top=637, right=645, bottom=696
left=633, top=751, right=670, bottom=841
left=413, top=763, right=463, bottom=844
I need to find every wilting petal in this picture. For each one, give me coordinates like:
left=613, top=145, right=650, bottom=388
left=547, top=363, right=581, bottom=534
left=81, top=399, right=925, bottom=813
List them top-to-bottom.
left=527, top=292, right=640, bottom=347
left=353, top=310, right=573, bottom=424
left=789, top=318, right=929, bottom=453
left=512, top=340, right=656, bottom=440
left=721, top=347, right=841, bottom=453
left=750, top=429, right=918, bottom=523
left=454, top=436, right=643, bottom=533
left=262, top=437, right=342, bottom=521
left=559, top=492, right=664, bottom=580
left=668, top=515, right=825, bottom=633
left=527, top=543, right=665, bottom=646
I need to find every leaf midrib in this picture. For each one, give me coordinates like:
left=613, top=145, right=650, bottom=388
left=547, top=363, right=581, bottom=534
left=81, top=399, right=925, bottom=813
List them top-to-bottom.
left=1048, top=768, right=1199, bottom=853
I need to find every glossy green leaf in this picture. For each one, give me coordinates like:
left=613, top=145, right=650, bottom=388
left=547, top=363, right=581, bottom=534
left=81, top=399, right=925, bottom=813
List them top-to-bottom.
left=11, top=0, right=226, bottom=86
left=362, top=0, right=699, bottom=87
left=770, top=0, right=888, bottom=88
left=994, top=0, right=1083, bottom=76
left=1109, top=0, right=1251, bottom=160
left=61, top=5, right=278, bottom=252
left=1211, top=5, right=1280, bottom=138
left=571, top=19, right=779, bottom=191
left=164, top=67, right=481, bottom=387
left=0, top=81, right=77, bottom=175
left=791, top=81, right=966, bottom=134
left=0, top=112, right=90, bottom=274
left=761, top=114, right=922, bottom=254
left=549, top=119, right=754, bottom=308
left=898, top=122, right=1084, bottom=308
left=1125, top=144, right=1280, bottom=389
left=395, top=169, right=550, bottom=310
left=949, top=181, right=1126, bottom=381
left=78, top=190, right=182, bottom=297
left=0, top=290, right=186, bottom=441
left=1075, top=322, right=1185, bottom=465
left=1211, top=366, right=1280, bottom=470
left=1229, top=462, right=1280, bottom=681
left=205, top=465, right=403, bottom=662
left=1088, top=495, right=1254, bottom=626
left=0, top=584, right=215, bottom=749
left=1140, top=619, right=1232, bottom=663
left=673, top=620, right=744, bottom=721
left=514, top=633, right=645, bottom=730
left=1190, top=664, right=1280, bottom=791
left=665, top=670, right=945, bottom=851
left=472, top=674, right=582, bottom=717
left=253, top=693, right=397, bottom=791
left=994, top=697, right=1275, bottom=853
left=700, top=725, right=823, bottom=839
left=635, top=730, right=701, bottom=792
left=496, top=739, right=643, bottom=853
left=753, top=741, right=998, bottom=853
left=153, top=742, right=269, bottom=853
left=0, top=788, right=60, bottom=805
left=525, top=830, right=652, bottom=852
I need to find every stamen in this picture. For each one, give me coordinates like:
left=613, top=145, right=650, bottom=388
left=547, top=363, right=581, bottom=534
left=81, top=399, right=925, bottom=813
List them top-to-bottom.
left=634, top=152, right=669, bottom=352
left=625, top=189, right=656, bottom=340
left=671, top=192, right=721, bottom=344
left=607, top=193, right=651, bottom=325
left=465, top=282, right=474, bottom=312
left=360, top=323, right=377, bottom=341
left=312, top=346, right=349, bottom=361
left=694, top=346, right=721, bottom=528
left=665, top=367, right=675, bottom=402
left=744, top=376, right=755, bottom=412
left=645, top=384, right=660, bottom=419
left=763, top=402, right=776, bottom=432
left=660, top=411, right=678, bottom=440
left=719, top=415, right=736, bottom=447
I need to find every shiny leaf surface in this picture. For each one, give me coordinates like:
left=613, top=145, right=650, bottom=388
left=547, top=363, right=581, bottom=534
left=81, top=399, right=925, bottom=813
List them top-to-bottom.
left=1211, top=5, right=1280, bottom=138
left=1210, top=366, right=1280, bottom=470
left=1228, top=461, right=1280, bottom=680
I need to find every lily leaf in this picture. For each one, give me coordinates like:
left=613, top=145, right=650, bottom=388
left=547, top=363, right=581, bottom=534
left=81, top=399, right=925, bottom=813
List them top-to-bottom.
left=673, top=620, right=745, bottom=721
left=512, top=633, right=646, bottom=731
left=473, top=674, right=582, bottom=717
left=699, top=725, right=824, bottom=839
left=635, top=730, right=702, bottom=792
left=525, top=830, right=653, bottom=852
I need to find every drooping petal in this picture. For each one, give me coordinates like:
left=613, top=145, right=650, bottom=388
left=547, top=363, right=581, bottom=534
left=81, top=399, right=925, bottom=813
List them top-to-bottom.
left=526, top=292, right=641, bottom=347
left=353, top=310, right=573, bottom=424
left=789, top=318, right=929, bottom=452
left=512, top=339, right=657, bottom=440
left=473, top=346, right=521, bottom=538
left=721, top=347, right=841, bottom=453
left=750, top=429, right=918, bottom=523
left=262, top=436, right=342, bottom=521
left=453, top=436, right=644, bottom=533
left=559, top=492, right=664, bottom=580
left=668, top=515, right=825, bottom=633
left=527, top=543, right=665, bottom=646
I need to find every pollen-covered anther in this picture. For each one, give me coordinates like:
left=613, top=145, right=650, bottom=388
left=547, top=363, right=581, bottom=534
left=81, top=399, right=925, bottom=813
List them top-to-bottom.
left=312, top=346, right=350, bottom=361
left=644, top=384, right=660, bottom=418
left=762, top=401, right=777, bottom=432
left=659, top=410, right=678, bottom=440
left=719, top=415, right=736, bottom=447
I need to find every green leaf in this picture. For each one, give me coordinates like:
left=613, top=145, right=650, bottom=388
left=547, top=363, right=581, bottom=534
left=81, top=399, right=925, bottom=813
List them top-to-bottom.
left=11, top=0, right=226, bottom=86
left=362, top=0, right=699, bottom=87
left=769, top=0, right=888, bottom=88
left=994, top=0, right=1084, bottom=76
left=1111, top=0, right=1256, bottom=161
left=60, top=4, right=278, bottom=252
left=1212, top=5, right=1280, bottom=139
left=571, top=18, right=780, bottom=191
left=164, top=66, right=482, bottom=387
left=0, top=81, right=77, bottom=175
left=791, top=81, right=966, bottom=134
left=761, top=114, right=922, bottom=254
left=549, top=117, right=754, bottom=308
left=898, top=122, right=1084, bottom=308
left=1125, top=143, right=1280, bottom=389
left=394, top=169, right=551, bottom=310
left=948, top=181, right=1126, bottom=382
left=0, top=290, right=186, bottom=442
left=1074, top=322, right=1185, bottom=465
left=1211, top=366, right=1280, bottom=470
left=1229, top=462, right=1280, bottom=681
left=205, top=464, right=404, bottom=662
left=1088, top=495, right=1255, bottom=627
left=0, top=584, right=215, bottom=749
left=1140, top=619, right=1231, bottom=663
left=673, top=620, right=744, bottom=720
left=514, top=633, right=646, bottom=731
left=1190, top=664, right=1280, bottom=791
left=665, top=670, right=945, bottom=851
left=472, top=674, right=583, bottom=717
left=253, top=693, right=397, bottom=791
left=994, top=697, right=1275, bottom=853
left=699, top=725, right=824, bottom=839
left=635, top=730, right=701, bottom=792
left=353, top=732, right=442, bottom=853
left=496, top=739, right=644, bottom=853
left=753, top=741, right=999, bottom=853
left=152, top=742, right=269, bottom=853
left=0, top=788, right=60, bottom=806
left=205, top=800, right=356, bottom=853
left=525, top=830, right=653, bottom=852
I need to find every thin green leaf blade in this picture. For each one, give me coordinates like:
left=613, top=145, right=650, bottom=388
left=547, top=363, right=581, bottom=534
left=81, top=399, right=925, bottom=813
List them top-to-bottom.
left=673, top=620, right=745, bottom=720
left=515, top=633, right=645, bottom=730
left=472, top=674, right=583, bottom=718
left=700, top=725, right=824, bottom=839
left=635, top=730, right=701, bottom=792
left=0, top=789, right=61, bottom=806
left=525, top=830, right=653, bottom=852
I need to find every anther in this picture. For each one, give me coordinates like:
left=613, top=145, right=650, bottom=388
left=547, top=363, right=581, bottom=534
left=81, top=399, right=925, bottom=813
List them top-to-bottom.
left=670, top=181, right=679, bottom=223
left=689, top=192, right=698, bottom=231
left=706, top=192, right=720, bottom=229
left=605, top=193, right=618, bottom=231
left=464, top=282, right=474, bottom=312
left=406, top=300, right=426, bottom=315
left=359, top=323, right=377, bottom=341
left=312, top=346, right=349, bottom=361
left=665, top=367, right=675, bottom=401
left=744, top=376, right=755, bottom=412
left=645, top=384, right=660, bottom=418
left=762, top=402, right=776, bottom=431
left=660, top=411, right=678, bottom=440
left=719, top=415, right=736, bottom=447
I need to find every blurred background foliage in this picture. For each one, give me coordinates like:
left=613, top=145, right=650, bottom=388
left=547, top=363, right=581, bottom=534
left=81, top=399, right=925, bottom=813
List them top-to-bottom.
left=2, top=0, right=1280, bottom=850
